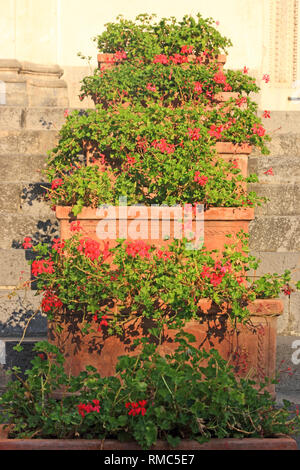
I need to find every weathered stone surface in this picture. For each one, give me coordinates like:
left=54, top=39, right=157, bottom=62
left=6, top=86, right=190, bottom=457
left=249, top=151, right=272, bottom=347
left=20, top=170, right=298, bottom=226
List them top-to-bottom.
left=0, top=77, right=28, bottom=106
left=27, top=81, right=69, bottom=107
left=0, top=107, right=24, bottom=130
left=25, top=107, right=69, bottom=130
left=263, top=111, right=300, bottom=135
left=0, top=130, right=58, bottom=155
left=252, top=133, right=300, bottom=157
left=0, top=154, right=48, bottom=183
left=249, top=155, right=300, bottom=182
left=0, top=183, right=21, bottom=211
left=249, top=183, right=300, bottom=216
left=0, top=211, right=58, bottom=249
left=249, top=216, right=300, bottom=251
left=0, top=249, right=30, bottom=286
left=249, top=251, right=300, bottom=279
left=0, top=289, right=46, bottom=338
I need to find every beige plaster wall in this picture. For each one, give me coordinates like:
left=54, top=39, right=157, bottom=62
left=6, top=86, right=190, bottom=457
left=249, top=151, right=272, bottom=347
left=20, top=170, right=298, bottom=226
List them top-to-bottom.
left=0, top=0, right=299, bottom=109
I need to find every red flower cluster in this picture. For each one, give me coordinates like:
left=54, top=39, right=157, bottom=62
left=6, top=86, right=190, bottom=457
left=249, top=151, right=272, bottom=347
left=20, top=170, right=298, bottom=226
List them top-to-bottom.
left=181, top=45, right=194, bottom=54
left=114, top=50, right=127, bottom=61
left=153, top=54, right=169, bottom=64
left=213, top=69, right=227, bottom=85
left=262, top=74, right=270, bottom=83
left=194, top=81, right=203, bottom=94
left=146, top=82, right=157, bottom=92
left=235, top=96, right=247, bottom=107
left=263, top=110, right=270, bottom=119
left=252, top=123, right=266, bottom=137
left=208, top=124, right=224, bottom=139
left=188, top=127, right=201, bottom=141
left=136, top=136, right=148, bottom=153
left=152, top=138, right=175, bottom=154
left=126, top=154, right=136, bottom=167
left=263, top=167, right=273, bottom=176
left=194, top=172, right=208, bottom=186
left=51, top=178, right=64, bottom=190
left=70, top=221, right=82, bottom=232
left=23, top=237, right=32, bottom=249
left=52, top=238, right=65, bottom=254
left=78, top=238, right=101, bottom=261
left=126, top=240, right=151, bottom=259
left=156, top=249, right=172, bottom=260
left=32, top=259, right=55, bottom=276
left=200, top=261, right=232, bottom=287
left=41, top=290, right=63, bottom=313
left=93, top=313, right=109, bottom=330
left=77, top=399, right=100, bottom=418
left=125, top=400, right=147, bottom=416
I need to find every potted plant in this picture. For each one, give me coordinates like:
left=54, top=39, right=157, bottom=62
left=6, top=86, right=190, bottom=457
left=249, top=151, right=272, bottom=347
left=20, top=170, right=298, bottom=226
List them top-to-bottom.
left=0, top=335, right=299, bottom=450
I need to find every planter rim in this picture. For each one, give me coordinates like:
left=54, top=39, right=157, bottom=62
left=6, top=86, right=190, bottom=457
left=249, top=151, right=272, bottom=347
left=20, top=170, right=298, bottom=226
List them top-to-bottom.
left=97, top=52, right=227, bottom=62
left=215, top=142, right=252, bottom=154
left=56, top=206, right=255, bottom=221
left=0, top=435, right=296, bottom=450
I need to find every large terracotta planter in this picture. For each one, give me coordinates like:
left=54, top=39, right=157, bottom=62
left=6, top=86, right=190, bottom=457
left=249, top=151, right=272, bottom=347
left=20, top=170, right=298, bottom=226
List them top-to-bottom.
left=56, top=206, right=254, bottom=253
left=48, top=298, right=283, bottom=395
left=0, top=432, right=297, bottom=451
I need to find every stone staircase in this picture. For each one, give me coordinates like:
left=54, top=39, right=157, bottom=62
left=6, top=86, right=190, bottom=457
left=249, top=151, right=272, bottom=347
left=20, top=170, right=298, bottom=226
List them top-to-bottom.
left=0, top=60, right=70, bottom=390
left=248, top=112, right=300, bottom=411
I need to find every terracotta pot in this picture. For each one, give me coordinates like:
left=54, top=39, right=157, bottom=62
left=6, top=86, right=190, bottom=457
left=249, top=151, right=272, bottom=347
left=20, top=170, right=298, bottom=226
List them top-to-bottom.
left=214, top=142, right=252, bottom=177
left=56, top=206, right=254, bottom=253
left=48, top=298, right=283, bottom=395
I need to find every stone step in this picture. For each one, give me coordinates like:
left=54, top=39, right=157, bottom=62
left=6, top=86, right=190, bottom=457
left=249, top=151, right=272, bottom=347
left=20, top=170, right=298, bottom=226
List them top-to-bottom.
left=0, top=75, right=28, bottom=106
left=0, top=106, right=68, bottom=130
left=263, top=111, right=300, bottom=135
left=0, top=130, right=58, bottom=155
left=253, top=133, right=300, bottom=157
left=0, top=154, right=48, bottom=183
left=249, top=155, right=300, bottom=182
left=249, top=183, right=300, bottom=216
left=0, top=211, right=58, bottom=250
left=249, top=216, right=300, bottom=252
left=0, top=249, right=30, bottom=286
left=0, top=289, right=45, bottom=338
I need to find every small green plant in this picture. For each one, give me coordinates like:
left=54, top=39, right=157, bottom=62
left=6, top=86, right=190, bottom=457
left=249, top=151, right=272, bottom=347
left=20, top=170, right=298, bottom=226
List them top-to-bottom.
left=94, top=13, right=232, bottom=62
left=0, top=334, right=299, bottom=449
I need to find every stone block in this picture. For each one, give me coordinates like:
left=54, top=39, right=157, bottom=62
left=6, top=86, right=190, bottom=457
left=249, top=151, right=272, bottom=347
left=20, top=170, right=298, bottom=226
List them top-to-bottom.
left=0, top=76, right=28, bottom=106
left=0, top=106, right=24, bottom=130
left=25, top=107, right=68, bottom=130
left=263, top=112, right=300, bottom=135
left=0, top=130, right=58, bottom=156
left=253, top=133, right=300, bottom=157
left=0, top=154, right=48, bottom=183
left=248, top=155, right=300, bottom=183
left=0, top=183, right=21, bottom=211
left=249, top=183, right=300, bottom=216
left=0, top=211, right=58, bottom=249
left=249, top=216, right=300, bottom=251
left=0, top=249, right=30, bottom=286
left=0, top=290, right=46, bottom=338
